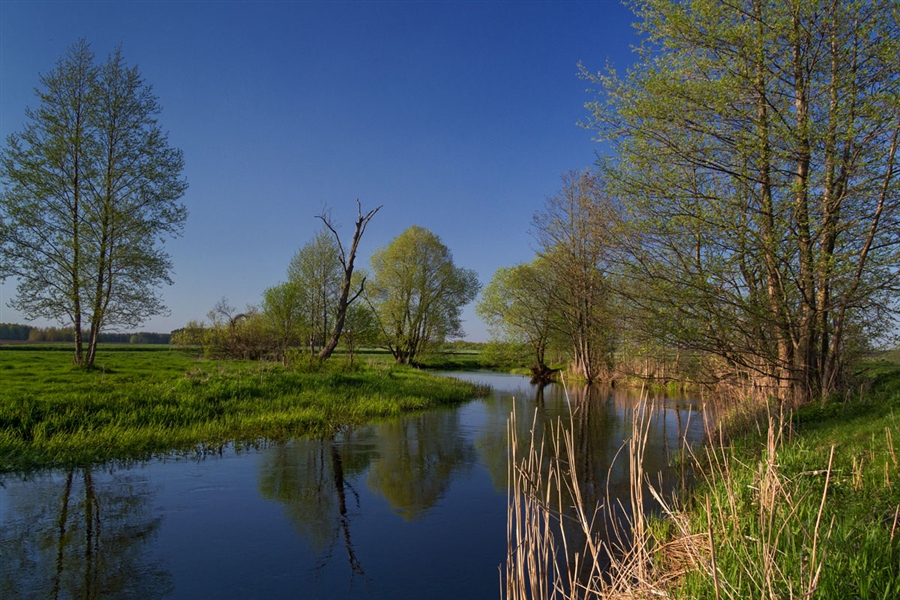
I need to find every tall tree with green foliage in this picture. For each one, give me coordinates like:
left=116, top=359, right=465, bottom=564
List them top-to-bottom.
left=583, top=0, right=900, bottom=401
left=0, top=40, right=187, bottom=366
left=531, top=170, right=619, bottom=382
left=368, top=226, right=480, bottom=365
left=286, top=229, right=342, bottom=353
left=476, top=258, right=561, bottom=377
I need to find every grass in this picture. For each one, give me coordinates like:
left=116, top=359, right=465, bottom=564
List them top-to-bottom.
left=0, top=346, right=490, bottom=473
left=417, top=348, right=489, bottom=370
left=503, top=359, right=900, bottom=599
left=672, top=362, right=900, bottom=599
left=649, top=363, right=900, bottom=600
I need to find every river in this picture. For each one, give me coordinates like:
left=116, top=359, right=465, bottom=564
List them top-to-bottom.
left=0, top=371, right=706, bottom=599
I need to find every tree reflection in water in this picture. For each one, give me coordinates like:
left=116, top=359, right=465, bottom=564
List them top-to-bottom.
left=469, top=376, right=702, bottom=579
left=257, top=409, right=479, bottom=590
left=366, top=410, right=476, bottom=520
left=258, top=432, right=374, bottom=584
left=0, top=468, right=171, bottom=599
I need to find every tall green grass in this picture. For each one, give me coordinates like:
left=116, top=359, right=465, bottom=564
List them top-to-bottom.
left=0, top=348, right=489, bottom=472
left=664, top=364, right=900, bottom=600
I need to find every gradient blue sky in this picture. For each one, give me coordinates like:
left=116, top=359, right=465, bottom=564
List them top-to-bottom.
left=0, top=0, right=639, bottom=341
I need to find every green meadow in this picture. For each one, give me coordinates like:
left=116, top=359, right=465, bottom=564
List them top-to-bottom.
left=0, top=346, right=489, bottom=473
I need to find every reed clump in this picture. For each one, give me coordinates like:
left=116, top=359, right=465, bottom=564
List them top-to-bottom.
left=504, top=365, right=900, bottom=599
left=504, top=395, right=671, bottom=599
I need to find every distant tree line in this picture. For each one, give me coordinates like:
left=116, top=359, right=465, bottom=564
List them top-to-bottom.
left=0, top=323, right=169, bottom=344
left=0, top=323, right=33, bottom=341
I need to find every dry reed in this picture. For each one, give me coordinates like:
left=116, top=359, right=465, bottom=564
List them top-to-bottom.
left=502, top=384, right=857, bottom=600
left=503, top=390, right=674, bottom=599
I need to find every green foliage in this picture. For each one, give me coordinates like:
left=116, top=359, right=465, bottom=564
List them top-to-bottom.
left=582, top=0, right=900, bottom=401
left=0, top=40, right=187, bottom=367
left=484, top=170, right=619, bottom=381
left=368, top=226, right=480, bottom=365
left=284, top=229, right=342, bottom=353
left=477, top=258, right=564, bottom=371
left=260, top=280, right=306, bottom=360
left=338, top=302, right=380, bottom=365
left=170, top=320, right=207, bottom=348
left=0, top=323, right=33, bottom=341
left=0, top=324, right=169, bottom=344
left=124, top=332, right=170, bottom=345
left=478, top=341, right=532, bottom=371
left=0, top=347, right=488, bottom=473
left=667, top=363, right=900, bottom=599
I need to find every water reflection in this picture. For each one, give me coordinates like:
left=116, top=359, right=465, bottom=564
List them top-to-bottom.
left=0, top=372, right=706, bottom=599
left=456, top=372, right=704, bottom=579
left=457, top=373, right=702, bottom=511
left=366, top=409, right=476, bottom=520
left=258, top=432, right=375, bottom=581
left=0, top=468, right=171, bottom=599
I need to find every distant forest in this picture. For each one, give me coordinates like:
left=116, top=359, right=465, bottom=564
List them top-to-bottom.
left=0, top=323, right=170, bottom=344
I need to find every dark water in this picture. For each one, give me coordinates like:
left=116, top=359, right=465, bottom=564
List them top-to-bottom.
left=0, top=372, right=705, bottom=599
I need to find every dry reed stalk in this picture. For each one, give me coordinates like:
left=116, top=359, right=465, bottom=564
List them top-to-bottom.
left=504, top=388, right=678, bottom=600
left=694, top=403, right=841, bottom=600
left=887, top=427, right=898, bottom=467
left=805, top=445, right=834, bottom=596
left=705, top=494, right=721, bottom=600
left=890, top=504, right=900, bottom=543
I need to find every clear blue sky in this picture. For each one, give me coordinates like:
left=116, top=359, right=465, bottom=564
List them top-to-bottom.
left=0, top=0, right=639, bottom=341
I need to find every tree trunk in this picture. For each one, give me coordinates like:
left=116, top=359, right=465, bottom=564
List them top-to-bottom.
left=318, top=201, right=381, bottom=360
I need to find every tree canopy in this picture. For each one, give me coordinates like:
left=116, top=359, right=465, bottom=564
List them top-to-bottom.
left=581, top=0, right=900, bottom=401
left=0, top=40, right=187, bottom=366
left=368, top=226, right=480, bottom=365
left=476, top=259, right=559, bottom=373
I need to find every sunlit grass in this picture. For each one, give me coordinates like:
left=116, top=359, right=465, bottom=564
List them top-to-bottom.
left=0, top=347, right=490, bottom=472
left=661, top=361, right=900, bottom=599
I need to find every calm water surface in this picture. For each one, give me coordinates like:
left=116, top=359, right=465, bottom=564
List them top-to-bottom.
left=0, top=372, right=705, bottom=599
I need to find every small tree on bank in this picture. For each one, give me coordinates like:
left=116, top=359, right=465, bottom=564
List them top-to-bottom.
left=0, top=40, right=187, bottom=367
left=259, top=201, right=380, bottom=361
left=368, top=226, right=480, bottom=365
left=285, top=230, right=343, bottom=354
left=476, top=258, right=562, bottom=379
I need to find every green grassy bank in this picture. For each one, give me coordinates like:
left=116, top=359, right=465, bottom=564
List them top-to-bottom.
left=0, top=346, right=490, bottom=473
left=659, top=359, right=900, bottom=599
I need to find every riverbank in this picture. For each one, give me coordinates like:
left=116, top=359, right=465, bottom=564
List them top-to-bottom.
left=0, top=347, right=490, bottom=473
left=502, top=356, right=900, bottom=599
left=658, top=359, right=900, bottom=599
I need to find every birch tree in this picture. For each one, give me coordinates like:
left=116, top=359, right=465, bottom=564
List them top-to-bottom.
left=0, top=40, right=187, bottom=366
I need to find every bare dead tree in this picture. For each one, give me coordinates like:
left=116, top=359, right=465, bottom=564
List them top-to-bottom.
left=316, top=200, right=381, bottom=360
